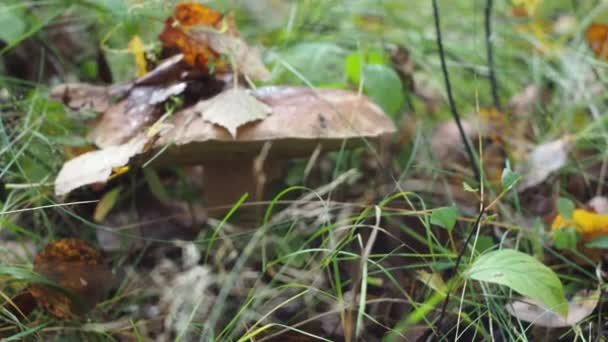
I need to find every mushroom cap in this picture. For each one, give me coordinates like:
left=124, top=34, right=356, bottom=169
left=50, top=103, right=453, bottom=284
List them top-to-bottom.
left=150, top=86, right=396, bottom=164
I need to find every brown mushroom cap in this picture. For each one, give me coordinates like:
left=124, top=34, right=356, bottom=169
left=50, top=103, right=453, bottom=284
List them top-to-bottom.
left=149, top=86, right=396, bottom=165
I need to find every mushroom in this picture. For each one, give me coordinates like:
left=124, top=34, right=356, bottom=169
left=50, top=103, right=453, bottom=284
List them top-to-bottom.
left=53, top=86, right=396, bottom=212
left=147, top=86, right=396, bottom=208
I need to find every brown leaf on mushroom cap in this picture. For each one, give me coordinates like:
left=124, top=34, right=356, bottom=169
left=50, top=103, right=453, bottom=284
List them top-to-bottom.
left=88, top=83, right=186, bottom=148
left=151, top=86, right=396, bottom=165
left=195, top=88, right=272, bottom=138
left=29, top=238, right=114, bottom=319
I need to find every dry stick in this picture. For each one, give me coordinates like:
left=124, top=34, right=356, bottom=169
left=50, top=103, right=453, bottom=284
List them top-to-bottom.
left=431, top=0, right=486, bottom=335
left=432, top=0, right=480, bottom=183
left=484, top=0, right=502, bottom=111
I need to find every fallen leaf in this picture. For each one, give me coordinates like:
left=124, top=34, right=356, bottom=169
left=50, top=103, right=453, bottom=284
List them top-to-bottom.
left=511, top=0, right=542, bottom=17
left=159, top=2, right=270, bottom=81
left=586, top=22, right=608, bottom=59
left=128, top=35, right=148, bottom=77
left=88, top=83, right=185, bottom=148
left=195, top=88, right=272, bottom=138
left=54, top=133, right=148, bottom=196
left=517, top=136, right=572, bottom=191
left=551, top=208, right=608, bottom=240
left=29, top=238, right=114, bottom=319
left=506, top=289, right=599, bottom=328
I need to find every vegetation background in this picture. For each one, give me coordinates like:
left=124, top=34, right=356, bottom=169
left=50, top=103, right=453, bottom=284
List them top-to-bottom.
left=2, top=0, right=608, bottom=341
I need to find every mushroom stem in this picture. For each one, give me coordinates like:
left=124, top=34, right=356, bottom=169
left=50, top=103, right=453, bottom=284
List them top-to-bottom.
left=202, top=159, right=282, bottom=214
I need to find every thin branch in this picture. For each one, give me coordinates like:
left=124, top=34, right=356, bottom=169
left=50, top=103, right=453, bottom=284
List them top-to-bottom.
left=432, top=0, right=481, bottom=183
left=485, top=0, right=502, bottom=110
left=435, top=205, right=486, bottom=336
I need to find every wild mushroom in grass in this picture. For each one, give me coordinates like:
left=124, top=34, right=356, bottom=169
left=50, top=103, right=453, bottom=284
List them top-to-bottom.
left=53, top=86, right=395, bottom=213
left=146, top=86, right=396, bottom=208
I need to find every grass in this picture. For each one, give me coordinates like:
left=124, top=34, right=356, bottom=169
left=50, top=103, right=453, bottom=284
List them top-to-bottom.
left=2, top=0, right=608, bottom=340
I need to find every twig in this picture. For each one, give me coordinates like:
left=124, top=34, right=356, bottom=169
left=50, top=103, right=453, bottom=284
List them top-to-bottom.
left=432, top=0, right=481, bottom=183
left=484, top=0, right=502, bottom=111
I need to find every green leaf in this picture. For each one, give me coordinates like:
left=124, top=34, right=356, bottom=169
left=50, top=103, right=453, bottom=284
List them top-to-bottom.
left=0, top=3, right=26, bottom=45
left=344, top=50, right=388, bottom=84
left=361, top=64, right=404, bottom=116
left=501, top=161, right=520, bottom=190
left=93, top=186, right=123, bottom=222
left=557, top=197, right=574, bottom=219
left=431, top=205, right=458, bottom=232
left=553, top=228, right=579, bottom=250
left=585, top=235, right=608, bottom=249
left=465, top=249, right=567, bottom=316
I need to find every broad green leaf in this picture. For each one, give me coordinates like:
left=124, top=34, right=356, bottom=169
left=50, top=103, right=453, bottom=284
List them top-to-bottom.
left=0, top=3, right=26, bottom=45
left=361, top=64, right=404, bottom=116
left=557, top=197, right=574, bottom=219
left=431, top=205, right=458, bottom=232
left=585, top=235, right=608, bottom=249
left=465, top=249, right=567, bottom=316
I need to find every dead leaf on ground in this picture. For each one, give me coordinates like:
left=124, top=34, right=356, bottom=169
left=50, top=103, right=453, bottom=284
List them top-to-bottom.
left=160, top=2, right=270, bottom=81
left=586, top=22, right=608, bottom=59
left=508, top=84, right=543, bottom=117
left=195, top=87, right=272, bottom=138
left=54, top=133, right=148, bottom=196
left=517, top=136, right=573, bottom=191
left=551, top=208, right=608, bottom=241
left=29, top=238, right=114, bottom=319
left=506, top=289, right=599, bottom=328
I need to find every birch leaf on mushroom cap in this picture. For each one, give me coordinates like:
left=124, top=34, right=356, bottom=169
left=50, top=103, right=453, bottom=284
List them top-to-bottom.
left=195, top=88, right=272, bottom=138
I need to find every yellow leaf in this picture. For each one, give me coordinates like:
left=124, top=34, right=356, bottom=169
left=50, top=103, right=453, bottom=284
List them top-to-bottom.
left=512, top=0, right=541, bottom=16
left=128, top=35, right=147, bottom=77
left=552, top=209, right=608, bottom=240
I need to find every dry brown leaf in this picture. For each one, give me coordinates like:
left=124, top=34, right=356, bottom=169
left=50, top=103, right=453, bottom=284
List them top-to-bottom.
left=159, top=2, right=270, bottom=81
left=201, top=22, right=270, bottom=81
left=89, top=83, right=186, bottom=148
left=195, top=88, right=272, bottom=138
left=54, top=134, right=148, bottom=196
left=517, top=136, right=572, bottom=191
left=29, top=238, right=114, bottom=319
left=506, top=289, right=599, bottom=328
